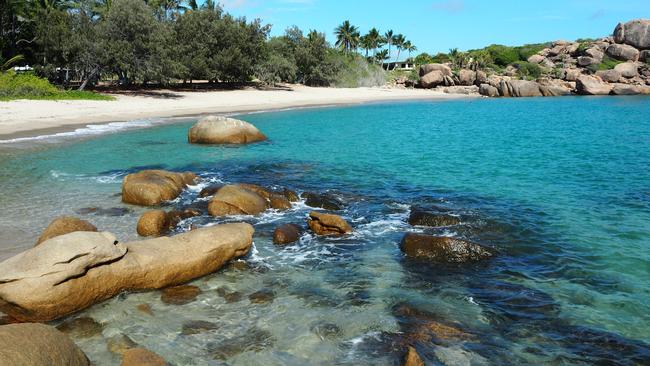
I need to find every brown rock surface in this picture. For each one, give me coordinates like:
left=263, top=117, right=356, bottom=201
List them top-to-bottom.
left=188, top=116, right=267, bottom=144
left=122, top=170, right=196, bottom=206
left=208, top=185, right=269, bottom=217
left=137, top=210, right=170, bottom=237
left=308, top=211, right=352, bottom=236
left=36, top=216, right=97, bottom=245
left=0, top=224, right=253, bottom=322
left=273, top=224, right=302, bottom=245
left=400, top=233, right=494, bottom=263
left=0, top=323, right=90, bottom=366
left=121, top=348, right=169, bottom=366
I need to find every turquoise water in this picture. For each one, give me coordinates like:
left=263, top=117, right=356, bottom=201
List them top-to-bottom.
left=0, top=97, right=649, bottom=365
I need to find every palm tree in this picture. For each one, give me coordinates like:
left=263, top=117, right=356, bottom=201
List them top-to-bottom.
left=334, top=20, right=360, bottom=53
left=365, top=28, right=381, bottom=59
left=384, top=29, right=394, bottom=59
left=393, top=34, right=405, bottom=62
left=359, top=35, right=372, bottom=58
left=404, top=41, right=417, bottom=60
left=375, top=49, right=389, bottom=66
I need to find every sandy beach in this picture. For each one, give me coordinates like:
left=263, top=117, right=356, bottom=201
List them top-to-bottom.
left=0, top=85, right=473, bottom=139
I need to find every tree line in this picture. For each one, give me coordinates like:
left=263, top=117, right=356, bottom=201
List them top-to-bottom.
left=0, top=1, right=418, bottom=89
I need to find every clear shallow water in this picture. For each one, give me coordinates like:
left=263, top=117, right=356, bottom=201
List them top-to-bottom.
left=0, top=97, right=649, bottom=365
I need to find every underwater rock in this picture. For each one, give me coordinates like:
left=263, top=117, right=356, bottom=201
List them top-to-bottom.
left=188, top=116, right=267, bottom=145
left=122, top=170, right=196, bottom=206
left=208, top=185, right=269, bottom=217
left=301, top=192, right=344, bottom=210
left=76, top=207, right=131, bottom=217
left=408, top=208, right=460, bottom=227
left=308, top=211, right=352, bottom=236
left=36, top=216, right=97, bottom=245
left=273, top=223, right=302, bottom=245
left=0, top=224, right=253, bottom=322
left=400, top=233, right=494, bottom=263
left=161, top=285, right=202, bottom=305
left=216, top=287, right=243, bottom=303
left=249, top=289, right=275, bottom=304
left=136, top=303, right=154, bottom=316
left=392, top=303, right=473, bottom=344
left=56, top=316, right=103, bottom=339
left=181, top=320, right=220, bottom=335
left=310, top=321, right=341, bottom=340
left=0, top=323, right=90, bottom=366
left=209, top=328, right=274, bottom=360
left=107, top=333, right=138, bottom=356
left=121, top=348, right=169, bottom=366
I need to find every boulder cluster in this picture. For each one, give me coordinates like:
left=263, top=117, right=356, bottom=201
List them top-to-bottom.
left=418, top=19, right=650, bottom=97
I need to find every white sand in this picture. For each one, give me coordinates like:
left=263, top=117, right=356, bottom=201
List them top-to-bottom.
left=0, top=85, right=474, bottom=138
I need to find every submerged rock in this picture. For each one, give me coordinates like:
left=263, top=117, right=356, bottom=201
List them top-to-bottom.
left=188, top=116, right=267, bottom=145
left=122, top=170, right=196, bottom=206
left=208, top=185, right=268, bottom=217
left=301, top=192, right=344, bottom=210
left=76, top=207, right=131, bottom=217
left=408, top=208, right=460, bottom=227
left=308, top=211, right=352, bottom=236
left=36, top=216, right=97, bottom=245
left=273, top=223, right=302, bottom=245
left=0, top=224, right=253, bottom=322
left=400, top=233, right=494, bottom=263
left=161, top=285, right=202, bottom=305
left=216, top=287, right=243, bottom=303
left=249, top=289, right=275, bottom=304
left=136, top=303, right=154, bottom=316
left=393, top=303, right=473, bottom=343
left=56, top=316, right=103, bottom=339
left=181, top=320, right=220, bottom=335
left=310, top=321, right=341, bottom=340
left=0, top=323, right=90, bottom=366
left=209, top=328, right=274, bottom=360
left=107, top=333, right=139, bottom=356
left=121, top=348, right=169, bottom=366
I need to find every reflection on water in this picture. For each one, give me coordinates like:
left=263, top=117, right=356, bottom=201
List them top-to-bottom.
left=1, top=98, right=650, bottom=364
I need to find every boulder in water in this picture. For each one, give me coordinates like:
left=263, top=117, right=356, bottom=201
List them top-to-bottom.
left=576, top=75, right=613, bottom=95
left=479, top=83, right=499, bottom=97
left=188, top=116, right=267, bottom=145
left=122, top=170, right=196, bottom=206
left=208, top=185, right=269, bottom=217
left=301, top=192, right=343, bottom=210
left=269, top=193, right=292, bottom=210
left=408, top=208, right=460, bottom=227
left=137, top=210, right=170, bottom=237
left=308, top=211, right=352, bottom=236
left=36, top=216, right=97, bottom=245
left=273, top=223, right=302, bottom=245
left=0, top=224, right=253, bottom=321
left=400, top=233, right=494, bottom=263
left=0, top=323, right=90, bottom=366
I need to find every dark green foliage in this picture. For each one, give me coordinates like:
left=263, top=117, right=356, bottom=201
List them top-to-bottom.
left=516, top=43, right=548, bottom=60
left=484, top=45, right=520, bottom=66
left=587, top=56, right=623, bottom=72
left=513, top=61, right=542, bottom=80
left=0, top=71, right=112, bottom=100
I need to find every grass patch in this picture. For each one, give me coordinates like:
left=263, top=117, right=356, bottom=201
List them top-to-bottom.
left=587, top=56, right=623, bottom=72
left=0, top=72, right=114, bottom=101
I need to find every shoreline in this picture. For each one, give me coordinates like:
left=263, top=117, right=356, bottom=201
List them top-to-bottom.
left=0, top=85, right=476, bottom=142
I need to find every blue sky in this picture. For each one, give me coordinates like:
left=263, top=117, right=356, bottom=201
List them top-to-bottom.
left=216, top=0, right=650, bottom=57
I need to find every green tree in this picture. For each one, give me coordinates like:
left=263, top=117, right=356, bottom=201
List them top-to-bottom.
left=334, top=20, right=359, bottom=53
left=383, top=29, right=394, bottom=59
left=393, top=33, right=405, bottom=61
left=404, top=41, right=416, bottom=60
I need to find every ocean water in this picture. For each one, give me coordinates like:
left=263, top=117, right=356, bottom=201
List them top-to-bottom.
left=0, top=97, right=649, bottom=365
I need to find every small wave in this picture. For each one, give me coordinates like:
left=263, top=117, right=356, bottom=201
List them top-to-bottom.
left=0, top=118, right=170, bottom=144
left=50, top=170, right=124, bottom=184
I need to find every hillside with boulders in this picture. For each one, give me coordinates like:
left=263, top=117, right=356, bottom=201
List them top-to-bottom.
left=416, top=19, right=650, bottom=97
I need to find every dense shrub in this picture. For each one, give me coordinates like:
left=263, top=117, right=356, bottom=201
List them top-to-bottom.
left=516, top=43, right=548, bottom=60
left=485, top=45, right=520, bottom=67
left=332, top=54, right=385, bottom=87
left=588, top=56, right=623, bottom=72
left=513, top=61, right=543, bottom=79
left=0, top=71, right=111, bottom=100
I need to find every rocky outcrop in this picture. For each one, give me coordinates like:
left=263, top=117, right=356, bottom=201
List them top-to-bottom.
left=614, top=19, right=650, bottom=50
left=606, top=44, right=640, bottom=61
left=614, top=62, right=640, bottom=78
left=419, top=63, right=452, bottom=77
left=418, top=64, right=454, bottom=88
left=458, top=69, right=476, bottom=86
left=419, top=70, right=444, bottom=88
left=595, top=70, right=622, bottom=83
left=576, top=75, right=613, bottom=95
left=537, top=78, right=573, bottom=96
left=498, top=79, right=543, bottom=97
left=479, top=83, right=499, bottom=97
left=612, top=84, right=641, bottom=95
left=188, top=116, right=267, bottom=145
left=122, top=170, right=196, bottom=206
left=208, top=185, right=269, bottom=217
left=301, top=192, right=343, bottom=210
left=308, top=212, right=352, bottom=236
left=36, top=216, right=97, bottom=245
left=0, top=224, right=253, bottom=321
left=273, top=224, right=302, bottom=245
left=400, top=233, right=494, bottom=263
left=0, top=323, right=90, bottom=365
left=121, top=348, right=169, bottom=366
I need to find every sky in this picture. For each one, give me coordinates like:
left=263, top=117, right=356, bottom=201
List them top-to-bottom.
left=214, top=0, right=650, bottom=57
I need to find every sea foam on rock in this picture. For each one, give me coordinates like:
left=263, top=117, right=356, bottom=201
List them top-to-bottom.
left=188, top=116, right=267, bottom=145
left=0, top=224, right=253, bottom=322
